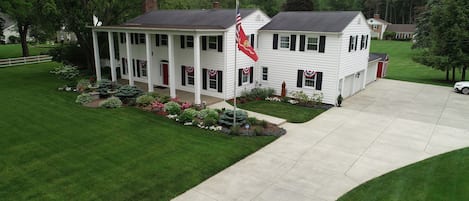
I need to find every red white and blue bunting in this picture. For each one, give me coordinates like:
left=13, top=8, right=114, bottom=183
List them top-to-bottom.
left=185, top=66, right=194, bottom=73
left=242, top=67, right=250, bottom=75
left=209, top=69, right=218, bottom=77
left=304, top=69, right=317, bottom=78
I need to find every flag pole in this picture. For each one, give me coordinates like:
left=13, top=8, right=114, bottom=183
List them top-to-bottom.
left=233, top=0, right=239, bottom=128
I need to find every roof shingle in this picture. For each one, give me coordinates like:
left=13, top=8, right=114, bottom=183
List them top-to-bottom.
left=122, top=9, right=256, bottom=30
left=260, top=11, right=360, bottom=32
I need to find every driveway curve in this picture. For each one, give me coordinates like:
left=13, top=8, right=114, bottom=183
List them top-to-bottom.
left=173, top=79, right=469, bottom=201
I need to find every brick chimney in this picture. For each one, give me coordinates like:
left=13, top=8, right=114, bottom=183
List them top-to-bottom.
left=143, top=0, right=157, bottom=13
left=212, top=1, right=220, bottom=9
left=373, top=14, right=381, bottom=19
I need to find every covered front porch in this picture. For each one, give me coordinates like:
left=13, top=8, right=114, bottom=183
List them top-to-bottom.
left=117, top=80, right=223, bottom=105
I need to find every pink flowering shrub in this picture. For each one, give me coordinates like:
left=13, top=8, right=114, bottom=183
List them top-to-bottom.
left=170, top=97, right=180, bottom=103
left=151, top=101, right=165, bottom=111
left=181, top=102, right=192, bottom=110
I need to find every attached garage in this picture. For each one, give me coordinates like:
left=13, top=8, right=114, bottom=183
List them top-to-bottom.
left=370, top=53, right=389, bottom=78
left=367, top=55, right=380, bottom=85
left=343, top=74, right=354, bottom=98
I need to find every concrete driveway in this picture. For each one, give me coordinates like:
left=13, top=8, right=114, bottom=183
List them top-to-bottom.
left=173, top=79, right=469, bottom=201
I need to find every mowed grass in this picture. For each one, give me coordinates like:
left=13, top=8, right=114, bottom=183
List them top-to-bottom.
left=370, top=40, right=462, bottom=86
left=0, top=44, right=55, bottom=59
left=0, top=63, right=276, bottom=201
left=237, top=101, right=327, bottom=123
left=338, top=147, right=469, bottom=201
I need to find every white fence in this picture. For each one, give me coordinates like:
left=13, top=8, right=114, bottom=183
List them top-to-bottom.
left=0, top=55, right=53, bottom=68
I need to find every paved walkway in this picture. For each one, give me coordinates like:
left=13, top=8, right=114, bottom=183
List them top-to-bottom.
left=173, top=79, right=469, bottom=201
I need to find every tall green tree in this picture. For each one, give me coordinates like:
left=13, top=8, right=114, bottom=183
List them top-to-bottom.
left=0, top=0, right=58, bottom=56
left=282, top=0, right=314, bottom=11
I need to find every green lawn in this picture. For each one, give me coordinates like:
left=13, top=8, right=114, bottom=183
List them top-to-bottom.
left=370, top=40, right=462, bottom=87
left=0, top=44, right=55, bottom=59
left=0, top=63, right=276, bottom=201
left=237, top=101, right=327, bottom=123
left=338, top=147, right=469, bottom=201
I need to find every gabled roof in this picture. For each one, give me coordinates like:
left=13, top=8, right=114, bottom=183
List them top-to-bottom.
left=121, top=9, right=256, bottom=30
left=260, top=11, right=361, bottom=33
left=0, top=12, right=16, bottom=29
left=367, top=18, right=390, bottom=25
left=387, top=24, right=416, bottom=33
left=369, top=52, right=388, bottom=62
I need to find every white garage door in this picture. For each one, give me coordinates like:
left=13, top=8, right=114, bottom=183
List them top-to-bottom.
left=366, top=62, right=378, bottom=85
left=354, top=70, right=365, bottom=92
left=343, top=74, right=354, bottom=98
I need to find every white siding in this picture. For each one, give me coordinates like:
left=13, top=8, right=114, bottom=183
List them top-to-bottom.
left=224, top=10, right=271, bottom=100
left=339, top=14, right=371, bottom=97
left=366, top=61, right=378, bottom=84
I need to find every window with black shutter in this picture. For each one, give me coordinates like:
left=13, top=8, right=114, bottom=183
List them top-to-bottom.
left=250, top=34, right=255, bottom=48
left=273, top=34, right=278, bottom=49
left=290, top=35, right=296, bottom=51
left=299, top=35, right=306, bottom=51
left=318, top=36, right=326, bottom=53
left=297, top=70, right=304, bottom=88
left=217, top=71, right=223, bottom=93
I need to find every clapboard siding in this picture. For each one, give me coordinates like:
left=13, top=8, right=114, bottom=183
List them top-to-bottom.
left=257, top=32, right=341, bottom=104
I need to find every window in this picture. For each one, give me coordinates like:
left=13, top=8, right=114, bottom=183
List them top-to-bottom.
left=372, top=25, right=378, bottom=30
left=139, top=34, right=145, bottom=44
left=161, top=34, right=168, bottom=46
left=186, top=36, right=194, bottom=48
left=208, top=36, right=217, bottom=49
left=280, top=36, right=290, bottom=49
left=350, top=36, right=355, bottom=50
left=307, top=37, right=318, bottom=51
left=121, top=58, right=127, bottom=75
left=139, top=60, right=147, bottom=77
left=187, top=67, right=194, bottom=85
left=262, top=67, right=268, bottom=81
left=208, top=70, right=218, bottom=89
left=242, top=73, right=249, bottom=83
left=304, top=75, right=316, bottom=88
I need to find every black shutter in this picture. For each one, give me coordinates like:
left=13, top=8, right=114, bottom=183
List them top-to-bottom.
left=120, top=33, right=123, bottom=43
left=131, top=33, right=135, bottom=44
left=135, top=34, right=139, bottom=45
left=155, top=34, right=160, bottom=46
left=250, top=34, right=255, bottom=48
left=273, top=34, right=278, bottom=49
left=180, top=35, right=185, bottom=49
left=217, top=35, right=223, bottom=52
left=290, top=35, right=296, bottom=51
left=299, top=35, right=306, bottom=51
left=354, top=35, right=358, bottom=51
left=360, top=35, right=363, bottom=50
left=365, top=35, right=369, bottom=49
left=202, top=36, right=207, bottom=50
left=319, top=36, right=326, bottom=53
left=349, top=36, right=353, bottom=52
left=132, top=59, right=136, bottom=76
left=137, top=60, right=141, bottom=77
left=181, top=66, right=186, bottom=86
left=249, top=67, right=254, bottom=83
left=202, top=68, right=207, bottom=90
left=238, top=69, right=242, bottom=86
left=297, top=70, right=303, bottom=88
left=217, top=71, right=223, bottom=93
left=315, top=72, right=323, bottom=90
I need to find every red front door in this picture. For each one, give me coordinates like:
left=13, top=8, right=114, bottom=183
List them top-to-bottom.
left=162, top=64, right=169, bottom=85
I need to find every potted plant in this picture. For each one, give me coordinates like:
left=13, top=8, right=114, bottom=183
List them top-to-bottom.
left=337, top=94, right=343, bottom=107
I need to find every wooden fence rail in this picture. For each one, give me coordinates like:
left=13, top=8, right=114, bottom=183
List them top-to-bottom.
left=0, top=55, right=53, bottom=68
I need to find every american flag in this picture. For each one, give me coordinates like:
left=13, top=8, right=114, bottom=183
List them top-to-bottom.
left=235, top=6, right=241, bottom=43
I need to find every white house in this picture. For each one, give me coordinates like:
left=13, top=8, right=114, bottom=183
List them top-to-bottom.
left=91, top=8, right=270, bottom=105
left=91, top=9, right=372, bottom=105
left=258, top=11, right=371, bottom=104
left=0, top=12, right=33, bottom=44
left=367, top=14, right=389, bottom=40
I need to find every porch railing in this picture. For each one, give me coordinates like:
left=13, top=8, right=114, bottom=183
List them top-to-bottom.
left=0, top=55, right=53, bottom=68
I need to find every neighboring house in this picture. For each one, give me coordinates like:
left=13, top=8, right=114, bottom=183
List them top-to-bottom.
left=91, top=9, right=373, bottom=105
left=258, top=11, right=371, bottom=104
left=0, top=12, right=33, bottom=44
left=366, top=14, right=389, bottom=40
left=387, top=24, right=416, bottom=40
left=56, top=27, right=78, bottom=43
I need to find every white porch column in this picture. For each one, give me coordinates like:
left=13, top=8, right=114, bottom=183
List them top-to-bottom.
left=92, top=30, right=102, bottom=81
left=108, top=32, right=117, bottom=82
left=125, top=32, right=134, bottom=86
left=145, top=33, right=154, bottom=92
left=168, top=34, right=176, bottom=98
left=193, top=34, right=201, bottom=105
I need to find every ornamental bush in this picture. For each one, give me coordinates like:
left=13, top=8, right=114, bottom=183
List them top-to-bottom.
left=50, top=64, right=79, bottom=80
left=76, top=79, right=90, bottom=93
left=116, top=85, right=143, bottom=98
left=290, top=91, right=311, bottom=104
left=75, top=93, right=92, bottom=105
left=136, top=94, right=156, bottom=107
left=99, top=97, right=122, bottom=108
left=164, top=101, right=181, bottom=115
left=178, top=108, right=198, bottom=123
left=198, top=108, right=219, bottom=119
left=218, top=109, right=247, bottom=126
left=203, top=116, right=218, bottom=126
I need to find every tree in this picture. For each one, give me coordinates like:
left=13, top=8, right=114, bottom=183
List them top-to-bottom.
left=0, top=0, right=58, bottom=56
left=282, top=0, right=314, bottom=11
left=0, top=17, right=4, bottom=39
